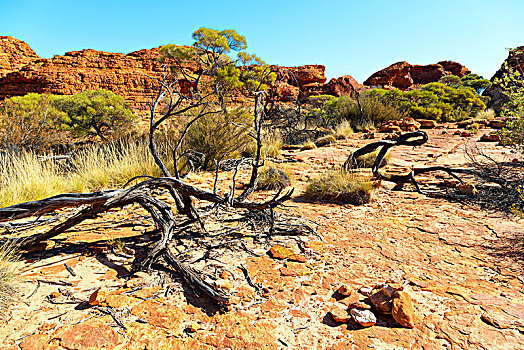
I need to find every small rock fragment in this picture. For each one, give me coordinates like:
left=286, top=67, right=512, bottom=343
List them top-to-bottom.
left=416, top=119, right=438, bottom=129
left=489, top=119, right=506, bottom=129
left=480, top=132, right=500, bottom=142
left=457, top=182, right=478, bottom=196
left=268, top=244, right=306, bottom=263
left=125, top=277, right=145, bottom=288
left=338, top=284, right=353, bottom=296
left=382, top=284, right=403, bottom=298
left=359, top=286, right=373, bottom=296
left=369, top=289, right=392, bottom=314
left=392, top=291, right=417, bottom=328
left=348, top=301, right=372, bottom=310
left=329, top=305, right=352, bottom=323
left=350, top=308, right=377, bottom=327
left=481, top=309, right=522, bottom=329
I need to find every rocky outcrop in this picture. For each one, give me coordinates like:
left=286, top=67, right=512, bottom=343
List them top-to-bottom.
left=0, top=36, right=40, bottom=78
left=0, top=38, right=362, bottom=109
left=0, top=46, right=197, bottom=109
left=484, top=46, right=524, bottom=110
left=490, top=46, right=524, bottom=83
left=364, top=60, right=471, bottom=90
left=325, top=75, right=361, bottom=97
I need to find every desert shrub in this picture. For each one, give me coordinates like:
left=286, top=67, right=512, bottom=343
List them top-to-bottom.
left=495, top=54, right=524, bottom=149
left=461, top=74, right=492, bottom=94
left=439, top=75, right=462, bottom=88
left=368, top=83, right=486, bottom=122
left=54, top=89, right=136, bottom=141
left=0, top=93, right=68, bottom=152
left=317, top=93, right=402, bottom=130
left=181, top=107, right=253, bottom=169
left=476, top=108, right=495, bottom=120
left=334, top=120, right=354, bottom=139
left=466, top=122, right=481, bottom=134
left=258, top=129, right=283, bottom=158
left=315, top=134, right=336, bottom=147
left=0, top=139, right=163, bottom=206
left=71, top=139, right=163, bottom=190
left=300, top=140, right=316, bottom=150
left=349, top=150, right=390, bottom=169
left=0, top=152, right=75, bottom=207
left=257, top=166, right=291, bottom=190
left=305, top=170, right=375, bottom=205
left=0, top=242, right=19, bottom=313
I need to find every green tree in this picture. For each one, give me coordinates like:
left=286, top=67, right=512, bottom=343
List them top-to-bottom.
left=495, top=52, right=524, bottom=148
left=461, top=73, right=492, bottom=94
left=54, top=89, right=136, bottom=141
left=0, top=93, right=67, bottom=151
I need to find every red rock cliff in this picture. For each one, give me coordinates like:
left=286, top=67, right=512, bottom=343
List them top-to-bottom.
left=0, top=36, right=40, bottom=78
left=0, top=38, right=361, bottom=108
left=363, top=60, right=471, bottom=90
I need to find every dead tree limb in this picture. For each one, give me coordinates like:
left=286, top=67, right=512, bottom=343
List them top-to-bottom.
left=344, top=131, right=477, bottom=193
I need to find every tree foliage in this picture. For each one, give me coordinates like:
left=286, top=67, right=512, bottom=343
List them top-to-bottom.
left=495, top=50, right=524, bottom=149
left=367, top=82, right=486, bottom=121
left=54, top=89, right=136, bottom=141
left=0, top=93, right=67, bottom=151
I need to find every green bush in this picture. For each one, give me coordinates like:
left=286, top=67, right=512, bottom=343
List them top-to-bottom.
left=495, top=54, right=524, bottom=149
left=368, top=82, right=486, bottom=122
left=54, top=89, right=136, bottom=141
left=0, top=93, right=68, bottom=151
left=312, top=93, right=402, bottom=131
left=181, top=107, right=253, bottom=169
left=257, top=166, right=291, bottom=190
left=305, top=170, right=375, bottom=205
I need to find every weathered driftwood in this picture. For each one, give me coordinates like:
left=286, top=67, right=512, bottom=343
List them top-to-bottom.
left=344, top=131, right=476, bottom=193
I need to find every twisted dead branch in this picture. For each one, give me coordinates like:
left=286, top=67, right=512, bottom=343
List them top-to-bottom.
left=344, top=131, right=476, bottom=193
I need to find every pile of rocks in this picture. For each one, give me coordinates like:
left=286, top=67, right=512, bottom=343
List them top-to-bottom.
left=378, top=118, right=421, bottom=134
left=329, top=282, right=417, bottom=328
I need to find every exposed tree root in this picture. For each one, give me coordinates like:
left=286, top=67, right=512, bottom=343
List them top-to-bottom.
left=344, top=131, right=477, bottom=193
left=0, top=176, right=299, bottom=307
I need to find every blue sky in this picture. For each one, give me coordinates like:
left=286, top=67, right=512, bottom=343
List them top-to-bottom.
left=1, top=0, right=523, bottom=82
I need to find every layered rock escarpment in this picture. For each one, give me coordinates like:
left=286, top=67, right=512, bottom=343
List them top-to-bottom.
left=0, top=36, right=40, bottom=77
left=0, top=37, right=361, bottom=109
left=0, top=46, right=192, bottom=109
left=363, top=60, right=471, bottom=90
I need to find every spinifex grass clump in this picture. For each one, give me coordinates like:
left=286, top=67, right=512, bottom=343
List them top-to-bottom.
left=334, top=120, right=354, bottom=139
left=315, top=134, right=336, bottom=147
left=0, top=139, right=164, bottom=206
left=351, top=150, right=390, bottom=169
left=0, top=152, right=73, bottom=208
left=257, top=166, right=291, bottom=190
left=305, top=170, right=376, bottom=205
left=0, top=242, right=19, bottom=313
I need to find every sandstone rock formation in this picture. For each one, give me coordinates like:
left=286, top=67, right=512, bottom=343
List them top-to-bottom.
left=0, top=36, right=40, bottom=78
left=0, top=37, right=362, bottom=109
left=484, top=46, right=523, bottom=110
left=490, top=46, right=524, bottom=83
left=364, top=60, right=471, bottom=90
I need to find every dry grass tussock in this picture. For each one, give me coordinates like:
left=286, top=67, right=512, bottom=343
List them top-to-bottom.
left=0, top=139, right=163, bottom=207
left=305, top=169, right=377, bottom=205
left=0, top=242, right=20, bottom=313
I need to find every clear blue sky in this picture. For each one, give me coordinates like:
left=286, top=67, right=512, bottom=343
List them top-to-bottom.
left=1, top=0, right=523, bottom=82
